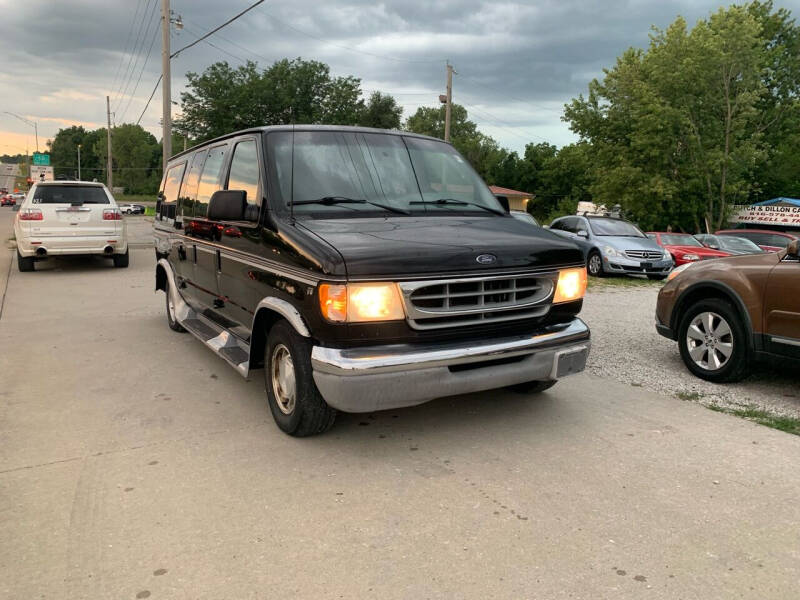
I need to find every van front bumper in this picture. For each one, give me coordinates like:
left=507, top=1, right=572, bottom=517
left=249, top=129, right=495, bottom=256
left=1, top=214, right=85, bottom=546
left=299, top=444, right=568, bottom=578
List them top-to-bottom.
left=311, top=318, right=590, bottom=413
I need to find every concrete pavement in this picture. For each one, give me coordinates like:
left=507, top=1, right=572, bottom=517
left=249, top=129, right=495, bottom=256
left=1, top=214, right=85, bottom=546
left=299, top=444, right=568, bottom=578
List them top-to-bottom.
left=1, top=211, right=799, bottom=599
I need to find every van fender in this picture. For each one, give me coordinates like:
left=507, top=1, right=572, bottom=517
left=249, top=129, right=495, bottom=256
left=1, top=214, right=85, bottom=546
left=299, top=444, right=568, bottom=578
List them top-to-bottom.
left=156, top=258, right=191, bottom=324
left=252, top=296, right=311, bottom=338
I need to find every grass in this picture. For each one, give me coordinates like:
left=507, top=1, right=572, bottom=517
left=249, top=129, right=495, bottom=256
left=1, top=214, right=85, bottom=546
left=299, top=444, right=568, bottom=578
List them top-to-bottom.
left=588, top=275, right=665, bottom=290
left=677, top=390, right=704, bottom=401
left=708, top=404, right=800, bottom=436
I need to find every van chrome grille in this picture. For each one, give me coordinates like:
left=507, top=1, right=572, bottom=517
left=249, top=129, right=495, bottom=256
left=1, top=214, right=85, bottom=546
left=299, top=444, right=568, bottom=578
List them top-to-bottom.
left=625, top=250, right=663, bottom=260
left=399, top=274, right=556, bottom=330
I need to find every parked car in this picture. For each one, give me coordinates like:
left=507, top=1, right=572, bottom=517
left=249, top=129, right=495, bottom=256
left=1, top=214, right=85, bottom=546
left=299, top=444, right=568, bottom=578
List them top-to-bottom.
left=154, top=125, right=592, bottom=436
left=14, top=181, right=129, bottom=271
left=4, top=192, right=25, bottom=206
left=118, top=203, right=145, bottom=215
left=509, top=210, right=539, bottom=226
left=549, top=214, right=673, bottom=278
left=715, top=229, right=800, bottom=253
left=646, top=232, right=730, bottom=265
left=694, top=234, right=765, bottom=255
left=656, top=240, right=800, bottom=382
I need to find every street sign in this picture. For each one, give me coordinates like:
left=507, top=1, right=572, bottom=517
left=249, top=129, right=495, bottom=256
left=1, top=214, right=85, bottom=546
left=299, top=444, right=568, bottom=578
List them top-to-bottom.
left=32, top=152, right=50, bottom=166
left=30, top=166, right=54, bottom=181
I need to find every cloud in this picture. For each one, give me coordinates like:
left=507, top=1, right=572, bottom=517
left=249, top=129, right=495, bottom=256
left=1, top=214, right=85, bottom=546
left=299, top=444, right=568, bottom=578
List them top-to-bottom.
left=1, top=0, right=799, bottom=155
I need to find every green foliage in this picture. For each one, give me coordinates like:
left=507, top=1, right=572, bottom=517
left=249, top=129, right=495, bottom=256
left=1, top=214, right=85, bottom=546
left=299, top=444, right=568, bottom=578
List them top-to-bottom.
left=564, top=1, right=800, bottom=232
left=175, top=59, right=405, bottom=142
left=358, top=92, right=403, bottom=129
left=49, top=124, right=161, bottom=193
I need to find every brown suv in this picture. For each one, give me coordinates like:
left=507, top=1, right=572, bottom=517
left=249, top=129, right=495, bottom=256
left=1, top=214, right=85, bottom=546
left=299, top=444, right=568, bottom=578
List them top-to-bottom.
left=656, top=240, right=799, bottom=382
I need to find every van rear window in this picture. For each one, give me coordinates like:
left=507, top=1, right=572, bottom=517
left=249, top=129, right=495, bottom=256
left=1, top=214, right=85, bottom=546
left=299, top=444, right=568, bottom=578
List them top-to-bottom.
left=32, top=186, right=109, bottom=205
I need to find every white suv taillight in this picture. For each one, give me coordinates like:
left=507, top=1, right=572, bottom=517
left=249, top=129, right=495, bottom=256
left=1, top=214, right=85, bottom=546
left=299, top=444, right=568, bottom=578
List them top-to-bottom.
left=19, top=208, right=43, bottom=221
left=103, top=209, right=123, bottom=220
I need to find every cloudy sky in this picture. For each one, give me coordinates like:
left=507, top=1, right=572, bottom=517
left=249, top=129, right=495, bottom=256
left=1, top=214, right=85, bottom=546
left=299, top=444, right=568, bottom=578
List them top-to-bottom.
left=2, top=0, right=800, bottom=158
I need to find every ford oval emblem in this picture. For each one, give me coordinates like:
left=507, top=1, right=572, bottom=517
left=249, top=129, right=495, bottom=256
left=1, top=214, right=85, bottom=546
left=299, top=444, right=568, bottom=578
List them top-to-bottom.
left=476, top=253, right=497, bottom=265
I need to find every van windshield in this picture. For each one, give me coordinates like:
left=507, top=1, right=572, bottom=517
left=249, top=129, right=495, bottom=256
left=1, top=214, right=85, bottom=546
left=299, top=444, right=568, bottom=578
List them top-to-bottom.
left=267, top=130, right=502, bottom=216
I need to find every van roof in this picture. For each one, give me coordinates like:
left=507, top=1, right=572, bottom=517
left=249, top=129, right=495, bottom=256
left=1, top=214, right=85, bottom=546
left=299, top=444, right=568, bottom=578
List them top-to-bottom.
left=167, top=124, right=447, bottom=163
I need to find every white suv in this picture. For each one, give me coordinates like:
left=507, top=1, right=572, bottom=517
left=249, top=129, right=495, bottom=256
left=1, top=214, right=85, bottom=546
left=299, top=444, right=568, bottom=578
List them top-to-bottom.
left=14, top=181, right=129, bottom=272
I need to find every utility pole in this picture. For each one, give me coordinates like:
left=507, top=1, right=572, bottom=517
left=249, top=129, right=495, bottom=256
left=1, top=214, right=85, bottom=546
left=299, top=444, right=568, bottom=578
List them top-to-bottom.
left=161, top=0, right=172, bottom=173
left=444, top=61, right=454, bottom=142
left=106, top=95, right=113, bottom=189
left=77, top=144, right=81, bottom=180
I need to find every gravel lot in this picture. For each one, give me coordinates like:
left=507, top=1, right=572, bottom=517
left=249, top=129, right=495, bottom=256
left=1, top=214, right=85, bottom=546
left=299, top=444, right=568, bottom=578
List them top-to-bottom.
left=581, top=279, right=800, bottom=418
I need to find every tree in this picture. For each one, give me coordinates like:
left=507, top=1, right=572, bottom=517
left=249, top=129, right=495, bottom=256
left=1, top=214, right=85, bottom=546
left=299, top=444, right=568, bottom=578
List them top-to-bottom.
left=564, top=2, right=800, bottom=232
left=175, top=58, right=404, bottom=142
left=359, top=92, right=403, bottom=129
left=93, top=124, right=161, bottom=193
left=48, top=126, right=102, bottom=179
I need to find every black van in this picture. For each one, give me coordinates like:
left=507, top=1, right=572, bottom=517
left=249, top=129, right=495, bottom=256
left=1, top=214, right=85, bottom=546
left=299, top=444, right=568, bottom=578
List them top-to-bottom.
left=154, top=125, right=590, bottom=436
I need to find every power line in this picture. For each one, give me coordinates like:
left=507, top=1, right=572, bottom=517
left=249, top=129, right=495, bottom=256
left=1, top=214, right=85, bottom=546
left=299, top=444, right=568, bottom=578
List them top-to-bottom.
left=110, top=0, right=146, bottom=95
left=113, top=0, right=157, bottom=109
left=114, top=0, right=159, bottom=112
left=170, top=0, right=267, bottom=60
left=136, top=1, right=267, bottom=127
left=118, top=20, right=161, bottom=123
left=458, top=72, right=564, bottom=114
left=136, top=75, right=162, bottom=125
left=461, top=101, right=551, bottom=144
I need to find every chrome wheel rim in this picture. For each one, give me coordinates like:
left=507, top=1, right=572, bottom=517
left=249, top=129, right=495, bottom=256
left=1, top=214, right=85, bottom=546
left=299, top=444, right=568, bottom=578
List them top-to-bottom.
left=588, top=254, right=602, bottom=275
left=167, top=292, right=176, bottom=322
left=686, top=311, right=733, bottom=371
left=271, top=344, right=296, bottom=415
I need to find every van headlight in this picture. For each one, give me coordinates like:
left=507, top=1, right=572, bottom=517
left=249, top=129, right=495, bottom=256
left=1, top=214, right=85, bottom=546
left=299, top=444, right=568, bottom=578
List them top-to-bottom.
left=553, top=267, right=588, bottom=304
left=319, top=283, right=405, bottom=322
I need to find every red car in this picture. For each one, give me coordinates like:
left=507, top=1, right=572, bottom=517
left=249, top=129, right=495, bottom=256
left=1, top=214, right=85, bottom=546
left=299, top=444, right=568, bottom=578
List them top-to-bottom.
left=0, top=194, right=15, bottom=207
left=715, top=229, right=800, bottom=253
left=646, top=232, right=731, bottom=266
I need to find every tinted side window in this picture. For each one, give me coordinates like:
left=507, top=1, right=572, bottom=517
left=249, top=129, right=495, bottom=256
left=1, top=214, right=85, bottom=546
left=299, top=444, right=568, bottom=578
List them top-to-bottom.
left=226, top=140, right=261, bottom=217
left=195, top=144, right=228, bottom=218
left=178, top=151, right=206, bottom=224
left=159, top=162, right=186, bottom=221
left=561, top=217, right=579, bottom=233
left=550, top=219, right=566, bottom=231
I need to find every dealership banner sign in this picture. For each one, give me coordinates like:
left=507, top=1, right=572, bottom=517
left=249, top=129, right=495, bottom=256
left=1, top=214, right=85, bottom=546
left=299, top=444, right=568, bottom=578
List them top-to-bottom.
left=731, top=204, right=800, bottom=226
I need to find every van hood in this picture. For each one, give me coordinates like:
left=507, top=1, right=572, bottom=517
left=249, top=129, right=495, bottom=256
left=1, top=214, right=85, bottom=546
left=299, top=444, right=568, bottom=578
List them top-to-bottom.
left=297, top=215, right=585, bottom=277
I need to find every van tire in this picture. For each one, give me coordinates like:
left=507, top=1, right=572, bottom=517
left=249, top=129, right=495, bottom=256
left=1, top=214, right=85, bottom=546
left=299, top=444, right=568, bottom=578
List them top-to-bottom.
left=113, top=249, right=129, bottom=268
left=17, top=251, right=34, bottom=272
left=165, top=280, right=186, bottom=333
left=264, top=320, right=336, bottom=437
left=507, top=380, right=557, bottom=394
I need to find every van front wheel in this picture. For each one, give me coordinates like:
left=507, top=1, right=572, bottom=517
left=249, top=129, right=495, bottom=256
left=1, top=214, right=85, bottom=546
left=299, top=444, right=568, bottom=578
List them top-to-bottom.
left=264, top=321, right=336, bottom=437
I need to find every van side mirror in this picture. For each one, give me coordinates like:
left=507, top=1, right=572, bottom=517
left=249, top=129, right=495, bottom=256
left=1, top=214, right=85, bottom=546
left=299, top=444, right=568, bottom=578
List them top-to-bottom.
left=208, top=190, right=246, bottom=221
left=494, top=195, right=510, bottom=213
left=787, top=239, right=799, bottom=258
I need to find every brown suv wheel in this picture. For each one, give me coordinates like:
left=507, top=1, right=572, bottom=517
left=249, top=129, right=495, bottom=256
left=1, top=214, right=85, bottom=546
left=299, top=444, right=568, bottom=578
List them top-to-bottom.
left=677, top=298, right=749, bottom=383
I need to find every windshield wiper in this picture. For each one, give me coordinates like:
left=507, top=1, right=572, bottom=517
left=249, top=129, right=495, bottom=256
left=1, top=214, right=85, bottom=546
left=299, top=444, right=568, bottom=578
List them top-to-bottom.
left=293, top=196, right=410, bottom=215
left=409, top=198, right=504, bottom=216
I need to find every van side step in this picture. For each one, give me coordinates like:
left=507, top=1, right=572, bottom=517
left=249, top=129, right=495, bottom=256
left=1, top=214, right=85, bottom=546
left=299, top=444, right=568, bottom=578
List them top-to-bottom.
left=181, top=314, right=250, bottom=377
